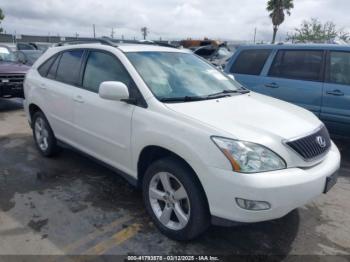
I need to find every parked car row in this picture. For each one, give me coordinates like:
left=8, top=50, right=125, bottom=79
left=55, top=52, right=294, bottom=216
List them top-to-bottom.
left=23, top=40, right=340, bottom=240
left=225, top=44, right=350, bottom=137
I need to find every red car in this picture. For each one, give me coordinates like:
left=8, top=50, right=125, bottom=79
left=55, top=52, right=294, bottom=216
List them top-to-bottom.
left=0, top=45, right=30, bottom=98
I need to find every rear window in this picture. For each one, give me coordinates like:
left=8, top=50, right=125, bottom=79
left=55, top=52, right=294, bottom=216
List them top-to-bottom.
left=230, top=49, right=271, bottom=75
left=56, top=50, right=84, bottom=86
left=269, top=50, right=323, bottom=81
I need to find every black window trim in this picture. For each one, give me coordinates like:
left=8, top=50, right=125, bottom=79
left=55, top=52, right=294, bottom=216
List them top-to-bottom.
left=80, top=48, right=147, bottom=108
left=230, top=48, right=272, bottom=76
left=267, top=49, right=327, bottom=83
left=325, top=49, right=350, bottom=86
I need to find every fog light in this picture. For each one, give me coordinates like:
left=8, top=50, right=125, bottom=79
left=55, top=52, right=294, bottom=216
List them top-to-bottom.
left=236, top=198, right=271, bottom=211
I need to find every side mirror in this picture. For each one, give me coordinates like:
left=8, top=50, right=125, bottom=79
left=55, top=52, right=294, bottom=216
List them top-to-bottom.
left=227, top=74, right=235, bottom=80
left=99, top=81, right=129, bottom=101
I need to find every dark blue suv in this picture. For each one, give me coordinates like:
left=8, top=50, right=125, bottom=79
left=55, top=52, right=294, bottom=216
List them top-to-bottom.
left=225, top=44, right=350, bottom=137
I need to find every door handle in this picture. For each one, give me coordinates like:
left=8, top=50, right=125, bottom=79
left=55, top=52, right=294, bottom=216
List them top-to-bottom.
left=264, top=82, right=279, bottom=88
left=39, top=83, right=47, bottom=89
left=326, top=90, right=344, bottom=96
left=73, top=95, right=84, bottom=103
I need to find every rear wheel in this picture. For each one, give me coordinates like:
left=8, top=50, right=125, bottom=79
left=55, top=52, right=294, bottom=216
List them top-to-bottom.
left=32, top=111, right=58, bottom=157
left=143, top=157, right=210, bottom=240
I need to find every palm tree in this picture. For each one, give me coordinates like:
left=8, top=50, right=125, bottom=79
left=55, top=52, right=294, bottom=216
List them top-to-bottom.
left=267, top=0, right=294, bottom=44
left=0, top=8, right=4, bottom=33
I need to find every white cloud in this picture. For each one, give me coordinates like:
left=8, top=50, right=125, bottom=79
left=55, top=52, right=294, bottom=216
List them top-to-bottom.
left=1, top=0, right=349, bottom=41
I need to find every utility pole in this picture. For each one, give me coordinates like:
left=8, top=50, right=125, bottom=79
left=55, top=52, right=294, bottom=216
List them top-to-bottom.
left=92, top=24, right=96, bottom=38
left=111, top=27, right=115, bottom=39
left=141, top=27, right=149, bottom=40
left=253, top=27, right=257, bottom=44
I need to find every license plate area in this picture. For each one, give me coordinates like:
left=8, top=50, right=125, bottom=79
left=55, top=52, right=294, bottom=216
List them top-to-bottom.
left=323, top=171, right=338, bottom=193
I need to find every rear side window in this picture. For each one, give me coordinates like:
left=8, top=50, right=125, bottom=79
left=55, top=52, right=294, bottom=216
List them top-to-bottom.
left=230, top=49, right=271, bottom=75
left=56, top=50, right=84, bottom=85
left=269, top=50, right=323, bottom=81
left=82, top=51, right=132, bottom=93
left=328, top=51, right=350, bottom=85
left=38, top=55, right=57, bottom=77
left=47, top=55, right=61, bottom=80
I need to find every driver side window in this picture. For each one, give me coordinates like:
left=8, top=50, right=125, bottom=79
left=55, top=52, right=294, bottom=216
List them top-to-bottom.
left=82, top=51, right=132, bottom=93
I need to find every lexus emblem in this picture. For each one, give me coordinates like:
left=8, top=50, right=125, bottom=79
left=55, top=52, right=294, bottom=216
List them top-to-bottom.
left=316, top=136, right=327, bottom=148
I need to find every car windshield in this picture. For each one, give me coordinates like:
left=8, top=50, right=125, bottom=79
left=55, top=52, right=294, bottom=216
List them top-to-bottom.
left=0, top=47, right=17, bottom=62
left=23, top=51, right=43, bottom=64
left=126, top=52, right=241, bottom=101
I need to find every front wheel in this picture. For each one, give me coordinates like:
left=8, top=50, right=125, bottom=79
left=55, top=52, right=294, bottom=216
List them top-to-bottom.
left=143, top=157, right=210, bottom=240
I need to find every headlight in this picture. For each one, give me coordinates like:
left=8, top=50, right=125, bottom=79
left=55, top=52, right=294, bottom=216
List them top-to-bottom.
left=211, top=137, right=286, bottom=173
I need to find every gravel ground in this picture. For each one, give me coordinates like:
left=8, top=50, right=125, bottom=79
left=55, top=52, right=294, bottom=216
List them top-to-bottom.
left=0, top=98, right=349, bottom=258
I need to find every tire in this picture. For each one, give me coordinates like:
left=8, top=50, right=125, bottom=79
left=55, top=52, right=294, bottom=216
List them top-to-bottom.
left=32, top=111, right=58, bottom=157
left=143, top=156, right=210, bottom=241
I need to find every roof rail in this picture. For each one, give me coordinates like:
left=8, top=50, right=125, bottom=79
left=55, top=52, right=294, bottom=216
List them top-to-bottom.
left=55, top=37, right=179, bottom=49
left=55, top=38, right=118, bottom=47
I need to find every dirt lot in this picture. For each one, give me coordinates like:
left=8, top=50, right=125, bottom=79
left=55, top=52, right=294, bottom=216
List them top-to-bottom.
left=0, top=98, right=350, bottom=256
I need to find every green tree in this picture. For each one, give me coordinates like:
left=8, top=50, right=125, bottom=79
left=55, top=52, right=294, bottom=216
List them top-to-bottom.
left=267, top=0, right=294, bottom=44
left=0, top=8, right=4, bottom=33
left=287, top=18, right=347, bottom=43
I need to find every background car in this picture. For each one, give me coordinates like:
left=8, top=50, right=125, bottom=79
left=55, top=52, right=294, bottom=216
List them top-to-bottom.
left=225, top=44, right=350, bottom=137
left=0, top=45, right=30, bottom=98
left=193, top=45, right=233, bottom=69
left=14, top=50, right=44, bottom=66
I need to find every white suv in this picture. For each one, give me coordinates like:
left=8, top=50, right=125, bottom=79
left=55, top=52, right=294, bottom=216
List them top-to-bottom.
left=23, top=41, right=340, bottom=240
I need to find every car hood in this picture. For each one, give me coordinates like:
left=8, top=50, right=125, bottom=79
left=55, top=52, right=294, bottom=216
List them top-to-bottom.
left=0, top=62, right=30, bottom=74
left=164, top=92, right=321, bottom=142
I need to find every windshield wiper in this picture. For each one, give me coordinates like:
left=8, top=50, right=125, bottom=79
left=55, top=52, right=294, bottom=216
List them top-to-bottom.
left=159, top=89, right=250, bottom=103
left=207, top=89, right=250, bottom=99
left=159, top=96, right=206, bottom=103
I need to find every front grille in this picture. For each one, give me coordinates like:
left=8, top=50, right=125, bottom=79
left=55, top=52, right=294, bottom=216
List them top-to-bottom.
left=0, top=74, right=25, bottom=84
left=0, top=74, right=25, bottom=98
left=285, top=126, right=331, bottom=161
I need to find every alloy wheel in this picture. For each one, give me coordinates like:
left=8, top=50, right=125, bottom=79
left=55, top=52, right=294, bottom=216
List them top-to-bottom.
left=148, top=172, right=190, bottom=230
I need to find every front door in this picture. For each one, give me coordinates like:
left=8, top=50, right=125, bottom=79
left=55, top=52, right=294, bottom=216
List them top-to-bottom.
left=262, top=49, right=325, bottom=116
left=72, top=50, right=135, bottom=173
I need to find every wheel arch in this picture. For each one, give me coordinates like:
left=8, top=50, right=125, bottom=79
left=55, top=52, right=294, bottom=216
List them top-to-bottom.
left=28, top=103, right=43, bottom=127
left=137, top=145, right=210, bottom=210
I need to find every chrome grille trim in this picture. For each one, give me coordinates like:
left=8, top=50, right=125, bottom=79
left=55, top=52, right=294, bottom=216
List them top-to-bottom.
left=0, top=74, right=25, bottom=83
left=283, top=125, right=331, bottom=162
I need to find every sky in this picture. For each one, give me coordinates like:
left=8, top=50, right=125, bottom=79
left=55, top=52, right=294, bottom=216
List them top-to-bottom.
left=1, top=0, right=350, bottom=42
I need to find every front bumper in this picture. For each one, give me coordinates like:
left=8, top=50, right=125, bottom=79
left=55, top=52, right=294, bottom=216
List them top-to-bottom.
left=0, top=83, right=24, bottom=98
left=203, top=142, right=341, bottom=224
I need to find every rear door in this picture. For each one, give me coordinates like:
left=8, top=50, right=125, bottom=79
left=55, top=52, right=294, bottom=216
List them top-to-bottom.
left=227, top=48, right=272, bottom=95
left=38, top=49, right=84, bottom=142
left=263, top=49, right=325, bottom=116
left=72, top=50, right=136, bottom=173
left=321, top=50, right=350, bottom=136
